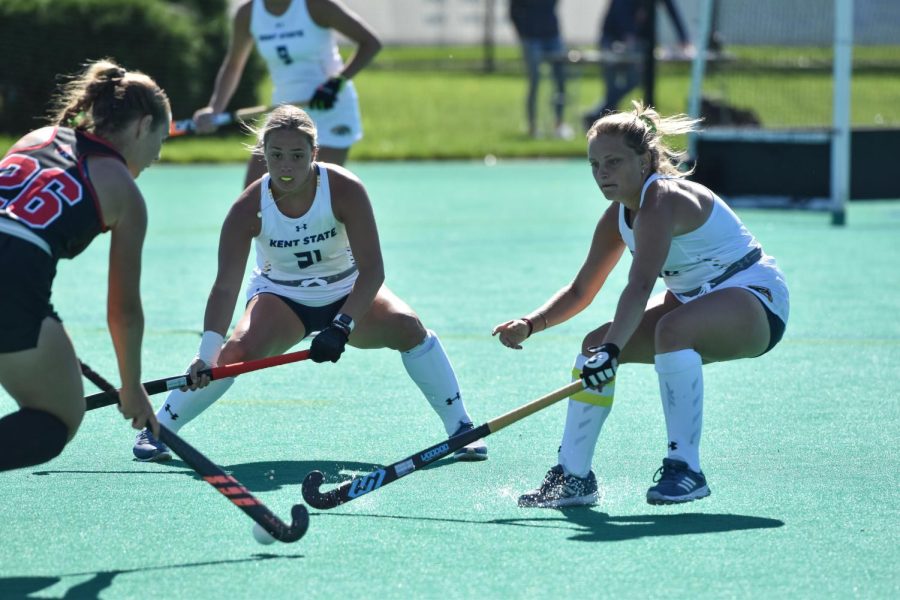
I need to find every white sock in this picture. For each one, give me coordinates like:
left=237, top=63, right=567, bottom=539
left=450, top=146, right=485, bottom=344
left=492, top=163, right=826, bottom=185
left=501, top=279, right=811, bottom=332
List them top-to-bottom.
left=401, top=330, right=472, bottom=435
left=655, top=349, right=703, bottom=472
left=557, top=354, right=615, bottom=478
left=156, top=378, right=235, bottom=433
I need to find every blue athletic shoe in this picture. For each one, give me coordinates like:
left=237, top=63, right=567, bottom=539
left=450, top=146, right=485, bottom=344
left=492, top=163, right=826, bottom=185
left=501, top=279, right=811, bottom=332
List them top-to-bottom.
left=451, top=421, right=488, bottom=461
left=132, top=429, right=172, bottom=462
left=646, top=458, right=710, bottom=505
left=518, top=464, right=599, bottom=508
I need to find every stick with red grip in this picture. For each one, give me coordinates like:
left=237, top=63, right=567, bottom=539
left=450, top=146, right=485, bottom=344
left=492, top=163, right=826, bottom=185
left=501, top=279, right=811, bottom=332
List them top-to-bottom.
left=83, top=349, right=310, bottom=411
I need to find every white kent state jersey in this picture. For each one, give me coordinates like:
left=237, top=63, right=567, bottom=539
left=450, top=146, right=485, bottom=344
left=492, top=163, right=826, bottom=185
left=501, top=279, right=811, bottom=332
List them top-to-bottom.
left=250, top=0, right=345, bottom=103
left=250, top=165, right=357, bottom=306
left=619, top=174, right=762, bottom=295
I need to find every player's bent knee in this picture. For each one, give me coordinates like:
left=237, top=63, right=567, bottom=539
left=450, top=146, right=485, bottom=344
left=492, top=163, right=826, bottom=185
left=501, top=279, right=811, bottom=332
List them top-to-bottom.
left=389, top=312, right=426, bottom=350
left=654, top=314, right=693, bottom=352
left=582, top=323, right=612, bottom=355
left=218, top=340, right=264, bottom=365
left=217, top=344, right=243, bottom=364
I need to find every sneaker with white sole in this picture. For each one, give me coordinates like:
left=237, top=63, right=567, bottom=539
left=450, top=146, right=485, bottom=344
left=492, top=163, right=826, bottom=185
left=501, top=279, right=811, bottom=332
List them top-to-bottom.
left=450, top=421, right=488, bottom=461
left=133, top=429, right=172, bottom=462
left=646, top=458, right=710, bottom=505
left=518, top=464, right=599, bottom=508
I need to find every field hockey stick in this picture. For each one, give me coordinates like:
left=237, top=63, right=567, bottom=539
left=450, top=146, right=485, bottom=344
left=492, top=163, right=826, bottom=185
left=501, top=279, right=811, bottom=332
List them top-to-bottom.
left=169, top=101, right=309, bottom=137
left=83, top=349, right=311, bottom=411
left=79, top=362, right=309, bottom=543
left=301, top=379, right=585, bottom=509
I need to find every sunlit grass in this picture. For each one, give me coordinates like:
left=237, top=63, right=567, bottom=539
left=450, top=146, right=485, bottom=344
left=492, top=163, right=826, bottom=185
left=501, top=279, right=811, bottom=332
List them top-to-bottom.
left=3, top=45, right=898, bottom=162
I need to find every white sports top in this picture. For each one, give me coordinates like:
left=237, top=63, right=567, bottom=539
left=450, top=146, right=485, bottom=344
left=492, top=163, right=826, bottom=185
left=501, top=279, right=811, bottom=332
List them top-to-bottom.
left=250, top=0, right=344, bottom=104
left=252, top=164, right=357, bottom=304
left=618, top=174, right=761, bottom=294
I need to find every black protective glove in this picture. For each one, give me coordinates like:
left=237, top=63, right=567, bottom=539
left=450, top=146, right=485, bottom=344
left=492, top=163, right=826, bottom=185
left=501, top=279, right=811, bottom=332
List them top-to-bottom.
left=309, top=77, right=344, bottom=110
left=309, top=321, right=350, bottom=363
left=581, top=343, right=620, bottom=389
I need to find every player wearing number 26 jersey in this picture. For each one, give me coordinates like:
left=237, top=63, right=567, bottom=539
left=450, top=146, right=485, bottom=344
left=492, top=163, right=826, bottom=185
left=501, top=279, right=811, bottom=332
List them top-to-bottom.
left=0, top=59, right=168, bottom=478
left=0, top=127, right=120, bottom=261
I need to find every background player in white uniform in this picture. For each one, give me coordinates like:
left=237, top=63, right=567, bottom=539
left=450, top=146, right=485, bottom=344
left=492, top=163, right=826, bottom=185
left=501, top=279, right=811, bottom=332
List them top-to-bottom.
left=194, top=0, right=381, bottom=188
left=493, top=102, right=789, bottom=508
left=133, top=106, right=487, bottom=462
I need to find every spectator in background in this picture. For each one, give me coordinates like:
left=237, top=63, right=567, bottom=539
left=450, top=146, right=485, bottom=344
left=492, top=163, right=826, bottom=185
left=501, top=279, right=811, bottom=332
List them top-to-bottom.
left=509, top=0, right=574, bottom=140
left=583, top=0, right=693, bottom=130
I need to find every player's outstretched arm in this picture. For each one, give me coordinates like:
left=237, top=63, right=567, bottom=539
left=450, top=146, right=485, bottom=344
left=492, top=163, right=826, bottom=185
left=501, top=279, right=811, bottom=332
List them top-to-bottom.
left=194, top=1, right=255, bottom=132
left=493, top=203, right=625, bottom=348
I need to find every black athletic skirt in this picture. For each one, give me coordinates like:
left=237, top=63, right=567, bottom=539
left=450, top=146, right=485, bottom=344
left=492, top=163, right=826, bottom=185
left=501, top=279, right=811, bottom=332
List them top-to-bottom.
left=0, top=234, right=60, bottom=353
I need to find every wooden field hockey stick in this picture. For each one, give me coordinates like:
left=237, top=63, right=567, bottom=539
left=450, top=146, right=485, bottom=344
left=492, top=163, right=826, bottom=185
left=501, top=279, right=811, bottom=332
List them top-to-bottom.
left=169, top=100, right=309, bottom=137
left=83, top=349, right=311, bottom=410
left=79, top=362, right=309, bottom=543
left=301, top=379, right=586, bottom=509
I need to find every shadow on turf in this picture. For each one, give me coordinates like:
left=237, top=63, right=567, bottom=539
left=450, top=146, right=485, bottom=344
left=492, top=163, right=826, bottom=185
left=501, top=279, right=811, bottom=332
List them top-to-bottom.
left=32, top=457, right=459, bottom=493
left=316, top=510, right=784, bottom=542
left=550, top=510, right=784, bottom=542
left=0, top=553, right=303, bottom=600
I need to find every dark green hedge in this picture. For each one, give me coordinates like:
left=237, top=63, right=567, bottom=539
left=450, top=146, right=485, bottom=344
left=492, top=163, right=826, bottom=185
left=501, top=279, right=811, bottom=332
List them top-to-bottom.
left=0, top=0, right=264, bottom=134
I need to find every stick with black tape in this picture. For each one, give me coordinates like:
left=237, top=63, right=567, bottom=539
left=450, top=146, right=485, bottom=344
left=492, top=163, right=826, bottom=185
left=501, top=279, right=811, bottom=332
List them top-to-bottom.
left=80, top=362, right=309, bottom=543
left=301, top=380, right=585, bottom=509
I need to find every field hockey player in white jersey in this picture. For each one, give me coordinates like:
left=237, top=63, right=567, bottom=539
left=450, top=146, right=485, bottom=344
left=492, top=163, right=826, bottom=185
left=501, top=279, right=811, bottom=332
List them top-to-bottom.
left=194, top=0, right=381, bottom=188
left=493, top=101, right=789, bottom=508
left=132, top=105, right=487, bottom=462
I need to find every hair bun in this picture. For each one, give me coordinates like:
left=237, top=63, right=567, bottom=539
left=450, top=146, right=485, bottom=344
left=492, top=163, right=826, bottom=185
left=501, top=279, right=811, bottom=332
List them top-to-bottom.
left=101, top=66, right=126, bottom=82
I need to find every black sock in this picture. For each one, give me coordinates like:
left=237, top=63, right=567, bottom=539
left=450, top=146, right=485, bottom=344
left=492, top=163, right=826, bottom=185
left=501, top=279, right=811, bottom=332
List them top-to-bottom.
left=0, top=408, right=69, bottom=472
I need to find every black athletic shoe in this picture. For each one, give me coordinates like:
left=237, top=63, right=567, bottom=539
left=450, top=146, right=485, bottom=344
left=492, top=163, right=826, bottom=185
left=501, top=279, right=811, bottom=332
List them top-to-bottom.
left=518, top=464, right=599, bottom=508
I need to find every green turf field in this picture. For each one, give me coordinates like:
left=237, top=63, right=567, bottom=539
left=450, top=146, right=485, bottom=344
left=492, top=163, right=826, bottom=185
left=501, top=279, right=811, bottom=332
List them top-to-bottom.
left=1, top=162, right=898, bottom=598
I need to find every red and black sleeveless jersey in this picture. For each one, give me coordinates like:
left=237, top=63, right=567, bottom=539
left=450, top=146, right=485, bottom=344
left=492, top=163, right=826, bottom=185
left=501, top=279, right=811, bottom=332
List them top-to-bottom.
left=0, top=126, right=124, bottom=260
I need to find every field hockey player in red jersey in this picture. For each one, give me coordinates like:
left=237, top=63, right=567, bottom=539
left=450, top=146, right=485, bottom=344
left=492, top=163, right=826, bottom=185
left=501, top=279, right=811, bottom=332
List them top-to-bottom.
left=0, top=59, right=170, bottom=473
left=494, top=102, right=789, bottom=507
left=132, top=105, right=487, bottom=463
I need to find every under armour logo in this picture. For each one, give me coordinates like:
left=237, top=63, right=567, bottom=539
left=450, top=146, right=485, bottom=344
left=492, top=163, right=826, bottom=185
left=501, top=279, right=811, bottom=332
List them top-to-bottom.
left=295, top=224, right=308, bottom=231
left=445, top=392, right=460, bottom=406
left=164, top=404, right=179, bottom=421
left=669, top=441, right=678, bottom=451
